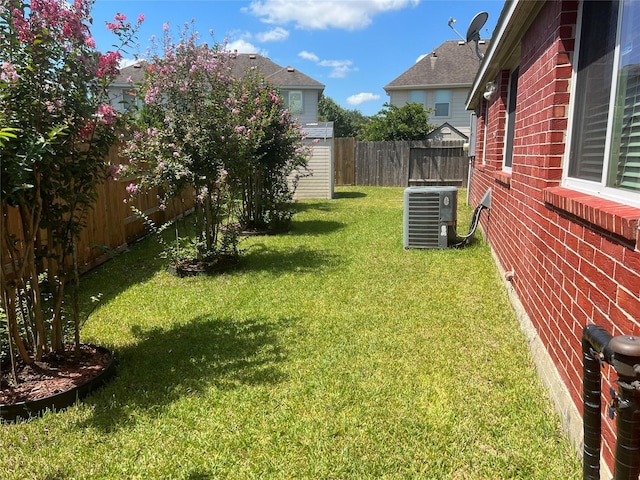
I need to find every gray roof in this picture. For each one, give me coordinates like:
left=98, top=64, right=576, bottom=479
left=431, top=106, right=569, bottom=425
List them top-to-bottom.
left=384, top=40, right=489, bottom=91
left=231, top=53, right=324, bottom=89
left=112, top=54, right=324, bottom=90
left=113, top=61, right=147, bottom=85
left=302, top=122, right=333, bottom=139
left=426, top=122, right=468, bottom=140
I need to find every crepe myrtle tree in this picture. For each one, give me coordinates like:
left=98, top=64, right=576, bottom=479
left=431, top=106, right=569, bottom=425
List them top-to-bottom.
left=0, top=0, right=142, bottom=373
left=122, top=25, right=240, bottom=266
left=227, top=68, right=311, bottom=233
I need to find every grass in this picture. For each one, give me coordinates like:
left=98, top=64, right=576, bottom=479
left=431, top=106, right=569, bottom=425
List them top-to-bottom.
left=0, top=186, right=581, bottom=479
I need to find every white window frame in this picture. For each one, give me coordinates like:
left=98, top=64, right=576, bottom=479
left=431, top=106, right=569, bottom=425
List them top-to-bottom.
left=564, top=0, right=640, bottom=208
left=503, top=67, right=519, bottom=173
left=434, top=89, right=451, bottom=118
left=482, top=99, right=489, bottom=166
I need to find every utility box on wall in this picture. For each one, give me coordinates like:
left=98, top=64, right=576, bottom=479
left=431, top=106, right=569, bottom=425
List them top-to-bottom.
left=403, top=186, right=457, bottom=249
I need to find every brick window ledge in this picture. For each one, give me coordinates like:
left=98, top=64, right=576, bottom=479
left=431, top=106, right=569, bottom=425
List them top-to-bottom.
left=474, top=165, right=512, bottom=187
left=493, top=170, right=512, bottom=187
left=543, top=186, right=640, bottom=242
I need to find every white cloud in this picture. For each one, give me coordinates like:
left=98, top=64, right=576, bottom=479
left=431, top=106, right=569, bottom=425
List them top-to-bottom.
left=245, top=0, right=420, bottom=30
left=255, top=26, right=290, bottom=42
left=226, top=38, right=267, bottom=56
left=298, top=50, right=320, bottom=62
left=299, top=51, right=355, bottom=78
left=119, top=58, right=139, bottom=69
left=318, top=59, right=355, bottom=78
left=346, top=92, right=380, bottom=106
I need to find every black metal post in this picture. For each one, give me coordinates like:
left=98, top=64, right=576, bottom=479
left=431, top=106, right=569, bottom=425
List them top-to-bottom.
left=582, top=325, right=613, bottom=480
left=582, top=326, right=640, bottom=480
left=608, top=335, right=640, bottom=480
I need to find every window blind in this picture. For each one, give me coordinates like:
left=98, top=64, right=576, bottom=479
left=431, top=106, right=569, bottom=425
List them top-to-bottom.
left=610, top=1, right=640, bottom=193
left=614, top=66, right=640, bottom=192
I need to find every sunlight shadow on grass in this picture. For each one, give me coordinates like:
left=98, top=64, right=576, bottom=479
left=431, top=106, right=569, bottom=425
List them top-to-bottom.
left=334, top=191, right=367, bottom=199
left=292, top=201, right=334, bottom=213
left=288, top=219, right=345, bottom=236
left=240, top=244, right=342, bottom=274
left=78, top=315, right=292, bottom=432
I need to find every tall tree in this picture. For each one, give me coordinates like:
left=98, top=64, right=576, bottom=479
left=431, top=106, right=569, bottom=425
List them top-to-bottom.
left=1, top=0, right=141, bottom=369
left=318, top=95, right=367, bottom=138
left=358, top=102, right=436, bottom=141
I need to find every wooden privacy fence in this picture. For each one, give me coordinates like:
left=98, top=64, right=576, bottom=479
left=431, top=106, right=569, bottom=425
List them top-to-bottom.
left=334, top=137, right=355, bottom=186
left=335, top=139, right=468, bottom=187
left=2, top=145, right=194, bottom=274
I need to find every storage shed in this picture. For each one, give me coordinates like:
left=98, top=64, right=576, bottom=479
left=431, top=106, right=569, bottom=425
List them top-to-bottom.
left=291, top=122, right=334, bottom=200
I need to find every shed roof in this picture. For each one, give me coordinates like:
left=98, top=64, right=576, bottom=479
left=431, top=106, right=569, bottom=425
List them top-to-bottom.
left=384, top=40, right=489, bottom=91
left=302, top=122, right=334, bottom=139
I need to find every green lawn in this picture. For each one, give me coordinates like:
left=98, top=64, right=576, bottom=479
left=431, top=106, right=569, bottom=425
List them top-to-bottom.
left=0, top=186, right=581, bottom=479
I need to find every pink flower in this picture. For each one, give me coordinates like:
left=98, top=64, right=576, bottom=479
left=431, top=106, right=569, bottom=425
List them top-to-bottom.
left=114, top=13, right=126, bottom=21
left=137, top=13, right=145, bottom=23
left=163, top=22, right=170, bottom=32
left=84, top=36, right=96, bottom=48
left=97, top=51, right=122, bottom=77
left=1, top=62, right=19, bottom=83
left=97, top=103, right=117, bottom=125
left=79, top=122, right=95, bottom=140
left=107, top=164, right=119, bottom=181
left=126, top=183, right=138, bottom=195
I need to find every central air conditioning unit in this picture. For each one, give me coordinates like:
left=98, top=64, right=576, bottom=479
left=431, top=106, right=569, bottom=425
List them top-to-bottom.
left=403, top=186, right=457, bottom=249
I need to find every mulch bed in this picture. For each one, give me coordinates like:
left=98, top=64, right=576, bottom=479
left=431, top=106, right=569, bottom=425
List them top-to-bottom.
left=0, top=345, right=111, bottom=405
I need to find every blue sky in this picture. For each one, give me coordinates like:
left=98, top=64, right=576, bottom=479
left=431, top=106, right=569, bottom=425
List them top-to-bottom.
left=92, top=0, right=505, bottom=116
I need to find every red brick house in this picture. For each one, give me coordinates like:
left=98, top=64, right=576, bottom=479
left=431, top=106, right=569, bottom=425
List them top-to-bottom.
left=466, top=0, right=640, bottom=476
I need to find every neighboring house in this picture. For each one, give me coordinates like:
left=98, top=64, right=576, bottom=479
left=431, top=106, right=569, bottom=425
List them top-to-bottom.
left=466, top=1, right=640, bottom=477
left=384, top=40, right=488, bottom=139
left=230, top=53, right=325, bottom=125
left=110, top=54, right=332, bottom=199
left=111, top=54, right=325, bottom=123
left=231, top=54, right=332, bottom=199
left=108, top=62, right=146, bottom=113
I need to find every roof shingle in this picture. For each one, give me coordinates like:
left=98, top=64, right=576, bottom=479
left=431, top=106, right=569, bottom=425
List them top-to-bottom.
left=384, top=40, right=489, bottom=90
left=114, top=54, right=324, bottom=90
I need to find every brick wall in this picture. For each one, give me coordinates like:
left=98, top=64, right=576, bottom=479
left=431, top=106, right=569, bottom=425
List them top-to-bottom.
left=469, top=0, right=640, bottom=470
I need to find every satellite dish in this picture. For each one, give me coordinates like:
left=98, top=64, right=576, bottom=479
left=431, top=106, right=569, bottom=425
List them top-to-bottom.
left=466, top=11, right=488, bottom=43
left=466, top=11, right=488, bottom=61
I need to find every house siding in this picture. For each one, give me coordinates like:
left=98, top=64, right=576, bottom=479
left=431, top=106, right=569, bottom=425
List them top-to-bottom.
left=469, top=0, right=640, bottom=473
left=389, top=87, right=473, bottom=137
left=282, top=89, right=320, bottom=125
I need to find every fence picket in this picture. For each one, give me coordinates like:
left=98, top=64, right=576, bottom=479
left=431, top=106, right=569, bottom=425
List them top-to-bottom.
left=337, top=139, right=467, bottom=187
